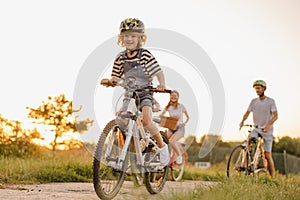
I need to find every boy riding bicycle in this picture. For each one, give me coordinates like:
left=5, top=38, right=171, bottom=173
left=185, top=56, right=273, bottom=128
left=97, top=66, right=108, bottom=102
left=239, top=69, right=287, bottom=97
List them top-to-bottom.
left=100, top=18, right=169, bottom=167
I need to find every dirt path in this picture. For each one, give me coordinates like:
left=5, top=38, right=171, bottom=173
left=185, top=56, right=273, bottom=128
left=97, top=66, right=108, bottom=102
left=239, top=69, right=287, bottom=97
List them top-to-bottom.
left=0, top=180, right=216, bottom=200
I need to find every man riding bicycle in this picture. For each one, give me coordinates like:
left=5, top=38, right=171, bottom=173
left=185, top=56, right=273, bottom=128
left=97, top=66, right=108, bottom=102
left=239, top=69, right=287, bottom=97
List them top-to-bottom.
left=239, top=80, right=278, bottom=177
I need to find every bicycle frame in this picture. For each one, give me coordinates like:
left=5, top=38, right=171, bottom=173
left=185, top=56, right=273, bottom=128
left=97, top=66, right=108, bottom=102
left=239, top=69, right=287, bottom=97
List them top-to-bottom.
left=103, top=77, right=171, bottom=172
left=93, top=78, right=171, bottom=199
left=104, top=99, right=162, bottom=172
left=252, top=137, right=267, bottom=174
left=169, top=142, right=185, bottom=165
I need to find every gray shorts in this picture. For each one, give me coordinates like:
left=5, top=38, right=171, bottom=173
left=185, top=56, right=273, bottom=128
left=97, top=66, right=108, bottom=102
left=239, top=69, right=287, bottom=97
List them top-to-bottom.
left=120, top=91, right=153, bottom=113
left=134, top=91, right=153, bottom=110
left=168, top=124, right=185, bottom=135
left=250, top=128, right=273, bottom=152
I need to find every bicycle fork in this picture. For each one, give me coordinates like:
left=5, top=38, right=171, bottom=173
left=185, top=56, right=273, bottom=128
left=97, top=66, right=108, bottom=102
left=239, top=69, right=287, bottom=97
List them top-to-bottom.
left=104, top=120, right=135, bottom=171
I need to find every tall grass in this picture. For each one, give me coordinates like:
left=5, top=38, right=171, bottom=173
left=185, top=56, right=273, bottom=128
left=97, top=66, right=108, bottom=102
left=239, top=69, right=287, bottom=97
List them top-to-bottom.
left=0, top=148, right=93, bottom=184
left=1, top=148, right=300, bottom=200
left=0, top=151, right=236, bottom=184
left=167, top=159, right=300, bottom=199
left=180, top=160, right=228, bottom=181
left=167, top=175, right=300, bottom=200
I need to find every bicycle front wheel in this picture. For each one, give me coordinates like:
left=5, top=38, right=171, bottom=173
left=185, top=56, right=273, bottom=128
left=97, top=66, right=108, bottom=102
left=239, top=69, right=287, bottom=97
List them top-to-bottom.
left=93, top=120, right=128, bottom=200
left=144, top=131, right=169, bottom=194
left=227, top=144, right=250, bottom=178
left=170, top=155, right=185, bottom=181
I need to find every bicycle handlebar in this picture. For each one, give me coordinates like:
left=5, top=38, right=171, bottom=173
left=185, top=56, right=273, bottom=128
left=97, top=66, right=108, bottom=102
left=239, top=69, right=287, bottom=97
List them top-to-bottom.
left=101, top=79, right=172, bottom=94
left=133, top=87, right=172, bottom=94
left=239, top=124, right=264, bottom=131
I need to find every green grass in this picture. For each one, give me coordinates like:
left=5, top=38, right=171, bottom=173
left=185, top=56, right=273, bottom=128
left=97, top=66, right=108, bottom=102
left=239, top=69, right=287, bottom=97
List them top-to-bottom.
left=0, top=148, right=93, bottom=184
left=1, top=148, right=300, bottom=200
left=166, top=160, right=300, bottom=200
left=179, top=160, right=227, bottom=181
left=171, top=172, right=300, bottom=200
left=167, top=175, right=300, bottom=200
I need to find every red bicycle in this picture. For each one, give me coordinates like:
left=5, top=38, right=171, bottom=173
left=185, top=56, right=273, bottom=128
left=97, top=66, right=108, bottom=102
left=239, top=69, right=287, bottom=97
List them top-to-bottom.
left=154, top=116, right=185, bottom=181
left=169, top=141, right=185, bottom=181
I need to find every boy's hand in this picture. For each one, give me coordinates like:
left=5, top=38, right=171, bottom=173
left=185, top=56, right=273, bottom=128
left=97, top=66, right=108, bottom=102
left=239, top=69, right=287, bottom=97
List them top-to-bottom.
left=100, top=78, right=115, bottom=87
left=100, top=78, right=109, bottom=87
left=156, top=84, right=165, bottom=91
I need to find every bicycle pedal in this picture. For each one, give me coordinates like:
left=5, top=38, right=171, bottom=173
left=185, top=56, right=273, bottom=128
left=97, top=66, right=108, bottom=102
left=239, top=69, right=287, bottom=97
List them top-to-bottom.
left=156, top=167, right=165, bottom=172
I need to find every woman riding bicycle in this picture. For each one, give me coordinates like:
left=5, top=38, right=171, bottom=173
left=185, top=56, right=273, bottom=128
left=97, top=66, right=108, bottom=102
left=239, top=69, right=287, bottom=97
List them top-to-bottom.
left=100, top=18, right=169, bottom=167
left=160, top=90, right=190, bottom=164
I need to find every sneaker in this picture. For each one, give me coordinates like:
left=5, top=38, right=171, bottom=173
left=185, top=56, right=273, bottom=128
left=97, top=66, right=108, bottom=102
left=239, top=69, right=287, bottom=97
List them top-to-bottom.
left=159, top=144, right=170, bottom=167
left=176, top=156, right=183, bottom=165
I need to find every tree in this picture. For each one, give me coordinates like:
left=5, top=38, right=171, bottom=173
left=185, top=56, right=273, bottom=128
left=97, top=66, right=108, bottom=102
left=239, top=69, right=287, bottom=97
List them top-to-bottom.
left=27, top=94, right=93, bottom=152
left=0, top=115, right=41, bottom=157
left=273, top=136, right=300, bottom=157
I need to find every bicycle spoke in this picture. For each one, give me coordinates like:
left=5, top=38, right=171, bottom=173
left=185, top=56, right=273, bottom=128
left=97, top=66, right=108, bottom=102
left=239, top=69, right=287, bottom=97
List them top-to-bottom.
left=93, top=120, right=128, bottom=200
left=227, top=144, right=250, bottom=177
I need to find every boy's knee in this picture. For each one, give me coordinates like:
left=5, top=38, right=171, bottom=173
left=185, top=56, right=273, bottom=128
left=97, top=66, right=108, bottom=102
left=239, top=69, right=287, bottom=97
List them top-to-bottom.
left=142, top=119, right=151, bottom=127
left=144, top=123, right=159, bottom=135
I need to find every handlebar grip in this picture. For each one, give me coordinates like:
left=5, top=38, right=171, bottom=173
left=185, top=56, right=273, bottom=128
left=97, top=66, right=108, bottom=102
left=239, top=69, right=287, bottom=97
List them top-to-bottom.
left=111, top=80, right=118, bottom=86
left=100, top=81, right=116, bottom=87
left=164, top=89, right=172, bottom=93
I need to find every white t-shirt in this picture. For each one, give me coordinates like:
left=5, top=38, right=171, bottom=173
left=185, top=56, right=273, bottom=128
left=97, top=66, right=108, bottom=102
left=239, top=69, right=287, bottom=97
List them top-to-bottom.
left=247, top=96, right=277, bottom=128
left=166, top=104, right=187, bottom=125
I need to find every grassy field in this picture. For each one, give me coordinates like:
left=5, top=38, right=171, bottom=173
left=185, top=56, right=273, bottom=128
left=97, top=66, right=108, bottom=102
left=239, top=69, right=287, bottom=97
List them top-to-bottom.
left=0, top=148, right=93, bottom=184
left=0, top=148, right=225, bottom=184
left=1, top=148, right=300, bottom=199
left=173, top=161, right=300, bottom=200
left=167, top=175, right=300, bottom=200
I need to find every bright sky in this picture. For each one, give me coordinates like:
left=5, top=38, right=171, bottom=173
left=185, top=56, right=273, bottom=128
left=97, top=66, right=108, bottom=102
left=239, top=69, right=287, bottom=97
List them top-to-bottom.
left=1, top=0, right=300, bottom=143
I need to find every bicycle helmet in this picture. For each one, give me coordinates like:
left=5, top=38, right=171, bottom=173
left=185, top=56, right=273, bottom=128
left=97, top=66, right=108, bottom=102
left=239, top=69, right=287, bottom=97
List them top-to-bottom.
left=119, top=18, right=145, bottom=33
left=253, top=80, right=266, bottom=88
left=171, top=90, right=180, bottom=97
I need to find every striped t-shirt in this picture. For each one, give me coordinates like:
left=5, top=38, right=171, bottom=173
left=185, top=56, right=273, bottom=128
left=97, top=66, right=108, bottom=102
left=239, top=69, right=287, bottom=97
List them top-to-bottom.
left=111, top=48, right=162, bottom=79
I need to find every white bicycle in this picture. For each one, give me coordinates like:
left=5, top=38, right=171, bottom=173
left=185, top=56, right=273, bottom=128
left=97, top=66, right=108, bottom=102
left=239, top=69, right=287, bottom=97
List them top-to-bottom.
left=93, top=78, right=171, bottom=200
left=227, top=124, right=268, bottom=178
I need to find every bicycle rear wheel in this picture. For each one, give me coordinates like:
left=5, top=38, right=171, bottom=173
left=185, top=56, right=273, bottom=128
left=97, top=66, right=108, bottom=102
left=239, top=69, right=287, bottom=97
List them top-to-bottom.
left=93, top=120, right=128, bottom=200
left=144, top=132, right=169, bottom=194
left=227, top=144, right=250, bottom=178
left=170, top=155, right=185, bottom=181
